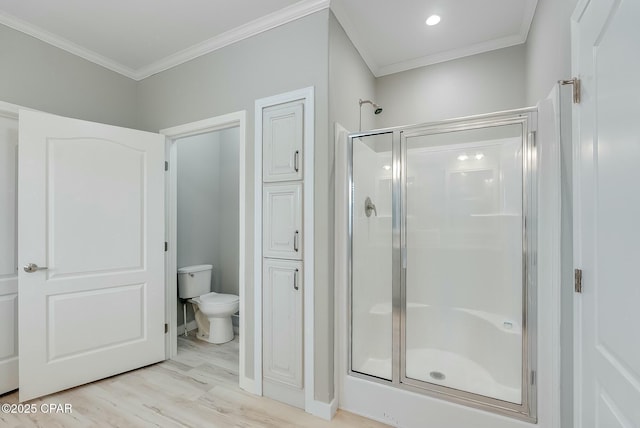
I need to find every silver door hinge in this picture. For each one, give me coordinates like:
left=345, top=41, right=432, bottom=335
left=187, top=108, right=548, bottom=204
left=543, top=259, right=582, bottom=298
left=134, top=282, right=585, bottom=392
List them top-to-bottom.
left=559, top=78, right=581, bottom=104
left=165, top=161, right=169, bottom=171
left=164, top=242, right=168, bottom=252
left=575, top=268, right=583, bottom=293
left=164, top=323, right=168, bottom=334
left=531, top=370, right=536, bottom=385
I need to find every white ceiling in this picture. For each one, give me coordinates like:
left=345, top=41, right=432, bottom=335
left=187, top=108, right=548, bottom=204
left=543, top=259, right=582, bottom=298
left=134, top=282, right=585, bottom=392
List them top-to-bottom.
left=0, top=0, right=537, bottom=80
left=332, top=0, right=538, bottom=76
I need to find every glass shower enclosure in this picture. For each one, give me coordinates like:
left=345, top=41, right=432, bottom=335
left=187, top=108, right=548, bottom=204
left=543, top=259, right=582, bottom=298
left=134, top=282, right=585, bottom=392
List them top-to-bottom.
left=348, top=109, right=537, bottom=421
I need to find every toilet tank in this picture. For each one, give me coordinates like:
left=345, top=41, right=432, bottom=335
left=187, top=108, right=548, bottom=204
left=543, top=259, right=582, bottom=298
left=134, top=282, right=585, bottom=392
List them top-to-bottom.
left=177, top=264, right=213, bottom=299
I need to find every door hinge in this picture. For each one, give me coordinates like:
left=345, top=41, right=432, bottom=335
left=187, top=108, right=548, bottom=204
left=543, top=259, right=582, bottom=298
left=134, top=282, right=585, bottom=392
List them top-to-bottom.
left=559, top=77, right=581, bottom=104
left=165, top=161, right=169, bottom=171
left=164, top=241, right=168, bottom=252
left=575, top=268, right=583, bottom=293
left=164, top=323, right=168, bottom=334
left=531, top=370, right=536, bottom=385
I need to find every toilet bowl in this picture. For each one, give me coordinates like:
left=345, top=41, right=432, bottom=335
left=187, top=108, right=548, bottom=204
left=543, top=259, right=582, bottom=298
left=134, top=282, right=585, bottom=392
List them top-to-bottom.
left=177, top=264, right=239, bottom=344
left=190, top=292, right=239, bottom=344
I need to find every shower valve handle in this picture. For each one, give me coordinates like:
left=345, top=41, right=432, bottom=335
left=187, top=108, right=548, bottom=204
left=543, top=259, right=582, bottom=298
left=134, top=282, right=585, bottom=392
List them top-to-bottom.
left=365, top=197, right=377, bottom=217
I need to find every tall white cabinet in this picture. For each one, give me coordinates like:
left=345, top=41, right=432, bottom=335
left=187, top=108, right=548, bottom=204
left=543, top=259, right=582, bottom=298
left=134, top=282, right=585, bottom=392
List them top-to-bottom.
left=261, top=99, right=305, bottom=409
left=0, top=106, right=19, bottom=395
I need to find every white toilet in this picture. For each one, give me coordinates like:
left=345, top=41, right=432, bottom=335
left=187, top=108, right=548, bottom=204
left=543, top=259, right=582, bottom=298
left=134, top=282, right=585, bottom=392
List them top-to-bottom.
left=177, top=264, right=239, bottom=344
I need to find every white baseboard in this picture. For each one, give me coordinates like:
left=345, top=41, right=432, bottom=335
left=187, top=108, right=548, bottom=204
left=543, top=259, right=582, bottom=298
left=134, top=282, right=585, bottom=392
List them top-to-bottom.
left=177, top=320, right=197, bottom=336
left=239, top=376, right=259, bottom=395
left=306, top=397, right=338, bottom=420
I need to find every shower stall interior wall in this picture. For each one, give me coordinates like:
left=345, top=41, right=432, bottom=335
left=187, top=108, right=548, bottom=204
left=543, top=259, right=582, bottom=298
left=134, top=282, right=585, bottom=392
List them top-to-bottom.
left=347, top=109, right=537, bottom=422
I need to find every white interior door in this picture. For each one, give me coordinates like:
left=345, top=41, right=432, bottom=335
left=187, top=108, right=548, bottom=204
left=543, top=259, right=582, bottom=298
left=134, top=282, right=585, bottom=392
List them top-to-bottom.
left=574, top=0, right=640, bottom=426
left=0, top=110, right=18, bottom=395
left=18, top=110, right=166, bottom=401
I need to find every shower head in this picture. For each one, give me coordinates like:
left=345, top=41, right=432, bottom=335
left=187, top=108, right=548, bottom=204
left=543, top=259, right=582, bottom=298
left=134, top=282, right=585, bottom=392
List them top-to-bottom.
left=359, top=99, right=383, bottom=115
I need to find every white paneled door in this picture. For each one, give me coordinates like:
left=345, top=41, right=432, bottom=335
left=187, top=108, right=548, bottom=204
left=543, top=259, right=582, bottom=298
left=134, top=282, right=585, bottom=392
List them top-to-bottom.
left=574, top=0, right=640, bottom=426
left=262, top=101, right=303, bottom=182
left=18, top=110, right=166, bottom=401
left=0, top=112, right=18, bottom=395
left=263, top=183, right=303, bottom=260
left=262, top=258, right=303, bottom=408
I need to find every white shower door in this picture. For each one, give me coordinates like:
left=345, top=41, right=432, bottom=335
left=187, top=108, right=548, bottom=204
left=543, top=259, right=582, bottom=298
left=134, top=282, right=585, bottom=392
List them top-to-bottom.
left=18, top=109, right=166, bottom=401
left=401, top=124, right=530, bottom=412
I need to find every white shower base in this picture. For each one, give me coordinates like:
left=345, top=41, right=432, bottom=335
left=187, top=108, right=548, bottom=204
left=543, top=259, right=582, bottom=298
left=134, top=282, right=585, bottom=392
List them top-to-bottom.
left=355, top=347, right=520, bottom=404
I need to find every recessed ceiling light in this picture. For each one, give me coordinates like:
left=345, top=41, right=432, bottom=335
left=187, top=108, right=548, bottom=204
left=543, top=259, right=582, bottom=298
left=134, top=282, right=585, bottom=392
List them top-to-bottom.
left=425, top=15, right=441, bottom=26
left=475, top=153, right=484, bottom=160
left=457, top=154, right=468, bottom=161
left=383, top=165, right=391, bottom=171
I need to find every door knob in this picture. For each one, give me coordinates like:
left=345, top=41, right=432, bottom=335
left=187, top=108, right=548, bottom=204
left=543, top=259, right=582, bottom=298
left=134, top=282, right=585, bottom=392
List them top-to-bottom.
left=23, top=263, right=48, bottom=273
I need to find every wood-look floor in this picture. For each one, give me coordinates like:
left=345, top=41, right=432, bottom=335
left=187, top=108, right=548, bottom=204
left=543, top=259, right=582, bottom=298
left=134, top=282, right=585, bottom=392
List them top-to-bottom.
left=1, top=334, right=389, bottom=427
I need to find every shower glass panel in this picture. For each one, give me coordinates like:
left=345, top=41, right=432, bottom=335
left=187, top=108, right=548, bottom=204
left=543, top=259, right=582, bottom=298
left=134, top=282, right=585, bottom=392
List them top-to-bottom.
left=402, top=125, right=524, bottom=404
left=351, top=132, right=393, bottom=380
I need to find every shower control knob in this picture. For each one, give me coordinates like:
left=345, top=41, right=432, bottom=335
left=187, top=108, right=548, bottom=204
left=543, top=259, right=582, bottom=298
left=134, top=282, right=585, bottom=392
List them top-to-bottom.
left=23, top=263, right=48, bottom=273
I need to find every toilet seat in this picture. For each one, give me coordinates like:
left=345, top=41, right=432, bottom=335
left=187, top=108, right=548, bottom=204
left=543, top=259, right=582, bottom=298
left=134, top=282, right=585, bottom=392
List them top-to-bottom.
left=191, top=292, right=239, bottom=313
left=198, top=292, right=239, bottom=304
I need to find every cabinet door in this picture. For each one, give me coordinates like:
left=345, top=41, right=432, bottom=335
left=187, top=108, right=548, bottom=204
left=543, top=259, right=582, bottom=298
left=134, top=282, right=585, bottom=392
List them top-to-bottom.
left=263, top=100, right=303, bottom=182
left=0, top=113, right=18, bottom=395
left=263, top=183, right=302, bottom=260
left=263, top=259, right=303, bottom=399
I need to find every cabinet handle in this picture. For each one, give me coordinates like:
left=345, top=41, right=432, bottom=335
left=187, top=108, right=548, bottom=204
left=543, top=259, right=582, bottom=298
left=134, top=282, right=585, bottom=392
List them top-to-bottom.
left=294, top=150, right=300, bottom=172
left=294, top=230, right=299, bottom=252
left=294, top=268, right=299, bottom=290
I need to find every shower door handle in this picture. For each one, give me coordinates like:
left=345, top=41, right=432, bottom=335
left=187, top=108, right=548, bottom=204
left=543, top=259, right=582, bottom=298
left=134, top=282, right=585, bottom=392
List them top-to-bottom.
left=294, top=150, right=300, bottom=172
left=293, top=230, right=300, bottom=252
left=293, top=268, right=299, bottom=290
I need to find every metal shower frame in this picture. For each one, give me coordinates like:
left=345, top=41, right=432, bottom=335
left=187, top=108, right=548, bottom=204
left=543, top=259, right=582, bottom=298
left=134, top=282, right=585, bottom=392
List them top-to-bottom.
left=346, top=107, right=538, bottom=422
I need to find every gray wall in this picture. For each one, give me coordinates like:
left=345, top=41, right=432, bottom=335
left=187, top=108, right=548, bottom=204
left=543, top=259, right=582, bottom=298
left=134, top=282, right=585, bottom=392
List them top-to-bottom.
left=525, top=0, right=579, bottom=105
left=525, top=1, right=578, bottom=426
left=136, top=10, right=331, bottom=402
left=328, top=11, right=377, bottom=400
left=329, top=13, right=377, bottom=135
left=0, top=24, right=138, bottom=128
left=375, top=45, right=527, bottom=129
left=218, top=127, right=241, bottom=297
left=177, top=132, right=221, bottom=278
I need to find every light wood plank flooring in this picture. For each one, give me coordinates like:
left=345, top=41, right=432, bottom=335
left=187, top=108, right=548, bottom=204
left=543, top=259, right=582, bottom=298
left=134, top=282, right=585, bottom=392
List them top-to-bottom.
left=1, top=334, right=389, bottom=427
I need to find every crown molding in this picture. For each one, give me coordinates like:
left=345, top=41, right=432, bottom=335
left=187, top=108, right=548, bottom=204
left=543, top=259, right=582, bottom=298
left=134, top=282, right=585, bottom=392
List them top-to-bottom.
left=0, top=0, right=330, bottom=81
left=136, top=0, right=330, bottom=79
left=330, top=0, right=381, bottom=76
left=332, top=0, right=537, bottom=78
left=0, top=10, right=139, bottom=79
left=376, top=33, right=526, bottom=77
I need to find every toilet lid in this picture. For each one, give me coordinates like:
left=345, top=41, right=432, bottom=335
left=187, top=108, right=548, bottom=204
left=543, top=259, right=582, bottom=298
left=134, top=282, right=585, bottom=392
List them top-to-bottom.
left=199, top=292, right=239, bottom=305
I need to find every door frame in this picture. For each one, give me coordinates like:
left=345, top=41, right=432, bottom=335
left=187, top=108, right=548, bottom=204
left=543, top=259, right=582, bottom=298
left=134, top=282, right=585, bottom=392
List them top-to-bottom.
left=254, top=87, right=319, bottom=415
left=0, top=100, right=19, bottom=396
left=160, top=111, right=249, bottom=389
